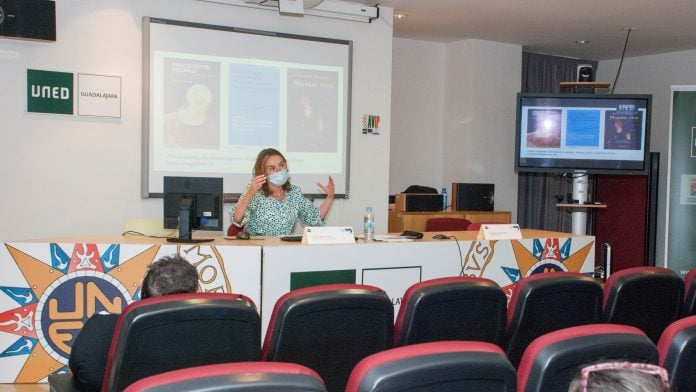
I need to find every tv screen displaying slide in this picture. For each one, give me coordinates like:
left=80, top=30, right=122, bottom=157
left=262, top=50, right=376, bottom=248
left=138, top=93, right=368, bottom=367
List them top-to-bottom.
left=143, top=17, right=352, bottom=198
left=515, top=93, right=652, bottom=174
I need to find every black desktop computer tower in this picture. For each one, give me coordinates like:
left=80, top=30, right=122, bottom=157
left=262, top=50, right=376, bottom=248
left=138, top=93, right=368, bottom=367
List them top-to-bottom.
left=452, top=183, right=494, bottom=211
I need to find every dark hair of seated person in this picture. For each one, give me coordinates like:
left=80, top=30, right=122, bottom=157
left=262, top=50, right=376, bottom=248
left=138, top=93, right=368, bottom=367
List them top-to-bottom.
left=68, top=254, right=199, bottom=392
left=140, top=254, right=199, bottom=298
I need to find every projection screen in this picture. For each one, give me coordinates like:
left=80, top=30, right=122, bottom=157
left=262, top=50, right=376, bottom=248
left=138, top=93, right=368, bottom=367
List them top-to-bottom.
left=142, top=17, right=352, bottom=199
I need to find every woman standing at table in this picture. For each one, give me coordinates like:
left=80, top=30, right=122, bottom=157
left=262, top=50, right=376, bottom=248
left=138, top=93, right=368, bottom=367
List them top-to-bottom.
left=232, top=148, right=335, bottom=236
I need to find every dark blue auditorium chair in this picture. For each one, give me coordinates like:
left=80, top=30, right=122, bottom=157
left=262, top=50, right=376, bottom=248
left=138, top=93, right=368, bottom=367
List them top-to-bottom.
left=603, top=266, right=684, bottom=343
left=503, top=272, right=603, bottom=367
left=393, top=276, right=506, bottom=347
left=261, top=284, right=393, bottom=392
left=49, top=293, right=261, bottom=392
left=658, top=315, right=696, bottom=391
left=517, top=324, right=658, bottom=392
left=345, top=341, right=516, bottom=392
left=123, top=362, right=326, bottom=392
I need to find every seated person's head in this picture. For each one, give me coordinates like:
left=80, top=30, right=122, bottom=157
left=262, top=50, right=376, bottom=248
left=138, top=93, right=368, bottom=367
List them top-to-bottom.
left=140, top=254, right=198, bottom=299
left=568, top=361, right=671, bottom=392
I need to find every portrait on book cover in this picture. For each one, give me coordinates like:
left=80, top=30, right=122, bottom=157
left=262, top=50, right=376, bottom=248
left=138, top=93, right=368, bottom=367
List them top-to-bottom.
left=604, top=111, right=641, bottom=150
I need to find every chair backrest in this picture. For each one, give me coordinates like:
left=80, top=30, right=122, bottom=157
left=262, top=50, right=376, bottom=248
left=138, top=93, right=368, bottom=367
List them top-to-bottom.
left=424, top=217, right=471, bottom=232
left=227, top=223, right=243, bottom=237
left=603, top=266, right=684, bottom=343
left=683, top=267, right=696, bottom=317
left=504, top=272, right=603, bottom=368
left=393, top=276, right=506, bottom=347
left=262, top=284, right=394, bottom=392
left=102, top=293, right=261, bottom=392
left=657, top=315, right=696, bottom=391
left=518, top=324, right=658, bottom=392
left=346, top=341, right=516, bottom=392
left=123, top=362, right=326, bottom=392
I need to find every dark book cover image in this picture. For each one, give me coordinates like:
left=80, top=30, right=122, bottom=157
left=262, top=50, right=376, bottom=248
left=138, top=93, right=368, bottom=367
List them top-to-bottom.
left=286, top=68, right=339, bottom=153
left=526, top=109, right=562, bottom=148
left=604, top=110, right=642, bottom=150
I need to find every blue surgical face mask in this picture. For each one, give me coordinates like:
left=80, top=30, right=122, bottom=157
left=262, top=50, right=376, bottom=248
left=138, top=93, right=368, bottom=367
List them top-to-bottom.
left=268, top=169, right=289, bottom=186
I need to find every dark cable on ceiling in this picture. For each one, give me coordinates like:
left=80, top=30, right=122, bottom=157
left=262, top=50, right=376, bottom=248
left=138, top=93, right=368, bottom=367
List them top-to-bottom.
left=610, top=27, right=634, bottom=94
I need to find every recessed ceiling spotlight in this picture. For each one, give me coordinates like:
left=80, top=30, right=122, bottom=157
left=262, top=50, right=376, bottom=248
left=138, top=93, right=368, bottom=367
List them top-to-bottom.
left=394, top=12, right=408, bottom=20
left=574, top=39, right=590, bottom=45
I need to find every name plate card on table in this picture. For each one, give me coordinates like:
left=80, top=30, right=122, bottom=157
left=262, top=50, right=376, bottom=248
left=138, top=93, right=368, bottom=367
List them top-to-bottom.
left=477, top=224, right=523, bottom=240
left=303, top=226, right=356, bottom=244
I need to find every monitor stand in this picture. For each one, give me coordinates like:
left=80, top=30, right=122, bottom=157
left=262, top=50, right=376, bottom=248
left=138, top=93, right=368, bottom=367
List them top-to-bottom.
left=570, top=170, right=589, bottom=235
left=167, top=197, right=214, bottom=243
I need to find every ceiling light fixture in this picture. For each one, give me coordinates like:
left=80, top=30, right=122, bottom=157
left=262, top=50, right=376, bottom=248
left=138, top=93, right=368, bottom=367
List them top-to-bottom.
left=394, top=12, right=407, bottom=20
left=574, top=39, right=590, bottom=45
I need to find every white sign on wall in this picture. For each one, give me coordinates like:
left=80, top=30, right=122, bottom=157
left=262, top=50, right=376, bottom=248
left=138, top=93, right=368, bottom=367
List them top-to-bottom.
left=77, top=73, right=121, bottom=117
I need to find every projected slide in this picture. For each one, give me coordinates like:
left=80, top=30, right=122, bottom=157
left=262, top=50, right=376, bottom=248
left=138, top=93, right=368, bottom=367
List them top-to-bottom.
left=145, top=18, right=352, bottom=196
left=228, top=63, right=280, bottom=147
left=519, top=104, right=646, bottom=162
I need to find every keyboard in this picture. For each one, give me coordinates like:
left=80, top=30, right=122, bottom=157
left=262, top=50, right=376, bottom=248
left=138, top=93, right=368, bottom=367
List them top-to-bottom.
left=280, top=235, right=303, bottom=242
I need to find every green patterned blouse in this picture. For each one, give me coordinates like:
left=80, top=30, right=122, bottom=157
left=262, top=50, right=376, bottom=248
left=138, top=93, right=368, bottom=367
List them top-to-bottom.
left=237, top=184, right=324, bottom=236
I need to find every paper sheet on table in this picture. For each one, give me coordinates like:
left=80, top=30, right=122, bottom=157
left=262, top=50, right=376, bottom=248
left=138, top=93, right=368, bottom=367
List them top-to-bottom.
left=373, top=234, right=416, bottom=242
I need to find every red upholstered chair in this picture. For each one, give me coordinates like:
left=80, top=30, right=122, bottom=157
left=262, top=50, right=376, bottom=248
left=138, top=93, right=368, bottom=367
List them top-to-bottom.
left=424, top=217, right=471, bottom=232
left=227, top=223, right=244, bottom=237
left=603, top=266, right=684, bottom=343
left=683, top=267, right=696, bottom=316
left=503, top=272, right=603, bottom=368
left=393, top=277, right=506, bottom=347
left=262, top=284, right=393, bottom=392
left=50, top=293, right=261, bottom=392
left=101, top=293, right=260, bottom=392
left=657, top=315, right=696, bottom=391
left=517, top=324, right=658, bottom=392
left=346, top=341, right=516, bottom=392
left=123, top=362, right=326, bottom=392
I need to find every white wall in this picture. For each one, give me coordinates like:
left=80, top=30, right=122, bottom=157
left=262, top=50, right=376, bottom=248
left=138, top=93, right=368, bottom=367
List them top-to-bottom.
left=0, top=0, right=394, bottom=241
left=389, top=38, right=445, bottom=194
left=389, top=38, right=521, bottom=220
left=442, top=39, right=521, bottom=220
left=598, top=48, right=696, bottom=265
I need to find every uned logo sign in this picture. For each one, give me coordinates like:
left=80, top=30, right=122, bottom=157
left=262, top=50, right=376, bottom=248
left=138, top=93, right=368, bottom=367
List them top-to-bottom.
left=27, top=69, right=74, bottom=115
left=39, top=275, right=128, bottom=359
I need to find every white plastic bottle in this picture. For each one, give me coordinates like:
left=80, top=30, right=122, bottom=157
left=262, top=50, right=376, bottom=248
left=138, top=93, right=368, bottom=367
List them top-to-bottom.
left=441, top=188, right=448, bottom=211
left=363, top=206, right=375, bottom=241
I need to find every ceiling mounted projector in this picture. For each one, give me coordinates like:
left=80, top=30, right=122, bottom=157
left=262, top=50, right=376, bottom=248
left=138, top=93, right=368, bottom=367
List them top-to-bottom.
left=200, top=0, right=378, bottom=22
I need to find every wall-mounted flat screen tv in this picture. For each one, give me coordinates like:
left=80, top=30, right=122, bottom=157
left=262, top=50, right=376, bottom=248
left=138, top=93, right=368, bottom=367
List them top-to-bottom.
left=515, top=93, right=652, bottom=174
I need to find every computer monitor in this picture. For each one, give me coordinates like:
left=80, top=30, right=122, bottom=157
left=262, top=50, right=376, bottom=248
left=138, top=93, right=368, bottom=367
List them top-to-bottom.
left=515, top=93, right=652, bottom=175
left=163, top=176, right=223, bottom=242
left=451, top=183, right=494, bottom=211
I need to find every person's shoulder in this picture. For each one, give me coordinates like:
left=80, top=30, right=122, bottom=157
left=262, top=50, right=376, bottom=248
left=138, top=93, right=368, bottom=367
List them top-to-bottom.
left=288, top=184, right=303, bottom=194
left=69, top=313, right=120, bottom=391
left=82, top=313, right=119, bottom=331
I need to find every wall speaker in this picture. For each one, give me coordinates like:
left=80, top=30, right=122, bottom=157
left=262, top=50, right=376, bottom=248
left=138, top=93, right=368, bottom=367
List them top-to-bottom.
left=0, top=0, right=56, bottom=41
left=576, top=64, right=594, bottom=82
left=452, top=183, right=494, bottom=211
